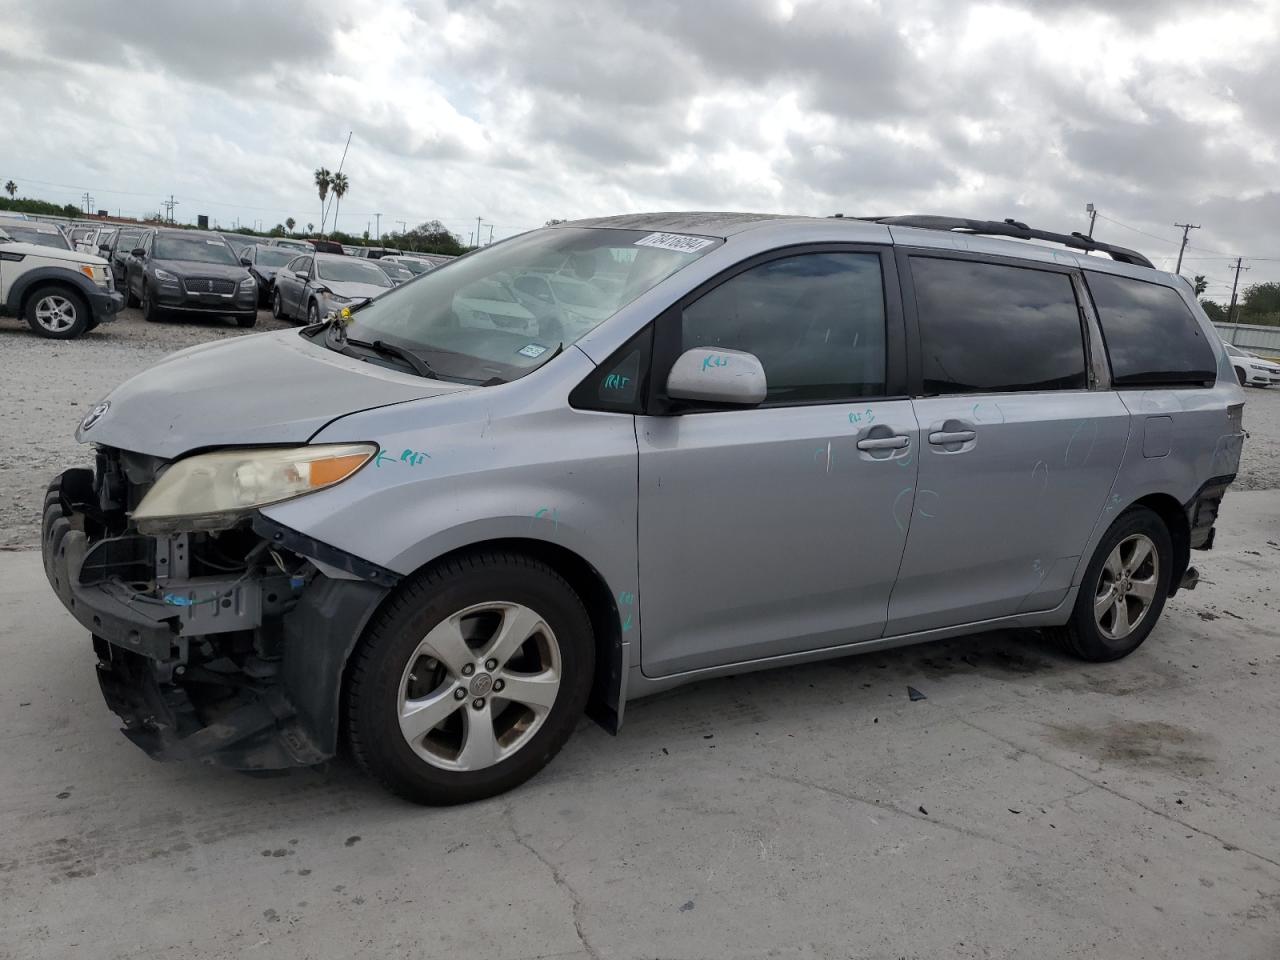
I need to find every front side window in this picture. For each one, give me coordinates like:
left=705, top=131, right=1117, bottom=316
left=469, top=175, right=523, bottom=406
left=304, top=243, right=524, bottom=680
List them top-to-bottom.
left=339, top=227, right=719, bottom=384
left=115, top=230, right=142, bottom=251
left=153, top=234, right=239, bottom=265
left=256, top=248, right=296, bottom=267
left=680, top=251, right=887, bottom=403
left=317, top=257, right=393, bottom=287
left=911, top=257, right=1087, bottom=394
left=1085, top=271, right=1217, bottom=387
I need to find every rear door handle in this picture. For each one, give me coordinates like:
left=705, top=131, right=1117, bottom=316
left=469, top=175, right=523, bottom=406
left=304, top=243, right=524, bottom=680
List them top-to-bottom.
left=929, top=430, right=976, bottom=445
left=856, top=435, right=910, bottom=451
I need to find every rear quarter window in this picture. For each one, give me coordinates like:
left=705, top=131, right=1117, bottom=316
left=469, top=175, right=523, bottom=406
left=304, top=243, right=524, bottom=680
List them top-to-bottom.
left=1084, top=272, right=1217, bottom=387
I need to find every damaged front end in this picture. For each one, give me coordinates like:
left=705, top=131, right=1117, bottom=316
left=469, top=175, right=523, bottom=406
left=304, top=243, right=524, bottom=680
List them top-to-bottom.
left=41, top=447, right=393, bottom=770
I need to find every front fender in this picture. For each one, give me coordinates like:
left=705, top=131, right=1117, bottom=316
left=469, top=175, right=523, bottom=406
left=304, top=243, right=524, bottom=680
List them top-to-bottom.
left=7, top=264, right=102, bottom=314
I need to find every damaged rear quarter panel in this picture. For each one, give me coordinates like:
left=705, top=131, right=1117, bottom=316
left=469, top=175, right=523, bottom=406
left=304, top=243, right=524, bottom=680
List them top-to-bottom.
left=259, top=347, right=640, bottom=650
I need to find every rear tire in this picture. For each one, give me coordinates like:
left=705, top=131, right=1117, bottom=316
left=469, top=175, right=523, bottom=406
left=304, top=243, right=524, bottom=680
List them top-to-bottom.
left=125, top=283, right=140, bottom=308
left=24, top=285, right=90, bottom=339
left=271, top=288, right=283, bottom=321
left=1049, top=506, right=1172, bottom=662
left=345, top=551, right=595, bottom=805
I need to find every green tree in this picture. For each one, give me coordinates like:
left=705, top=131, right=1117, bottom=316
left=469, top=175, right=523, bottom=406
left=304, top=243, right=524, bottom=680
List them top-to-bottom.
left=313, top=167, right=331, bottom=235
left=330, top=172, right=348, bottom=233
left=3, top=180, right=14, bottom=199
left=285, top=217, right=296, bottom=235
left=385, top=219, right=466, bottom=256
left=270, top=223, right=286, bottom=237
left=1192, top=275, right=1207, bottom=296
left=1240, top=282, right=1280, bottom=317
left=1199, top=299, right=1227, bottom=322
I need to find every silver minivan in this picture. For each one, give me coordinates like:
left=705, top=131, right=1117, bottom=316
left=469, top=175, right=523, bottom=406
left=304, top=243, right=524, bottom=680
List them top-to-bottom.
left=42, top=213, right=1246, bottom=804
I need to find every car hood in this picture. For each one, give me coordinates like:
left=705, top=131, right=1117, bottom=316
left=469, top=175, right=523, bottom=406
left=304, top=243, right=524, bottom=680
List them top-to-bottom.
left=2, top=241, right=107, bottom=266
left=153, top=258, right=247, bottom=279
left=323, top=279, right=390, bottom=300
left=77, top=329, right=474, bottom=458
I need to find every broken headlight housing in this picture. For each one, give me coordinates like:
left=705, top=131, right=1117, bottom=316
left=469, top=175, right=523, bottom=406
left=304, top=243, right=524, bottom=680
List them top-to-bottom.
left=131, top=443, right=376, bottom=534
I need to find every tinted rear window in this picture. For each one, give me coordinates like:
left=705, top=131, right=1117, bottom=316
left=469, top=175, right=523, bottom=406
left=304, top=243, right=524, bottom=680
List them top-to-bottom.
left=911, top=257, right=1087, bottom=394
left=1084, top=272, right=1217, bottom=386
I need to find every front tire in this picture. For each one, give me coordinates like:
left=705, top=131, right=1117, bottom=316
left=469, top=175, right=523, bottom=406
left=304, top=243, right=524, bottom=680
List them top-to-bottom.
left=141, top=285, right=163, bottom=323
left=25, top=286, right=90, bottom=339
left=271, top=288, right=284, bottom=321
left=306, top=300, right=320, bottom=326
left=235, top=312, right=257, bottom=328
left=1236, top=366, right=1247, bottom=386
left=1050, top=506, right=1172, bottom=662
left=346, top=551, right=595, bottom=805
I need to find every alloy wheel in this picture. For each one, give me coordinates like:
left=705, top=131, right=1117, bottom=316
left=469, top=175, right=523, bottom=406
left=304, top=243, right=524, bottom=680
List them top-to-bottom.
left=33, top=295, right=77, bottom=333
left=1093, top=533, right=1159, bottom=641
left=396, top=601, right=562, bottom=771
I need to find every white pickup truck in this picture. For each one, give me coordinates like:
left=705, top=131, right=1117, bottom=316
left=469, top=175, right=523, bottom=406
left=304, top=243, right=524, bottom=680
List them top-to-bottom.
left=0, top=224, right=124, bottom=338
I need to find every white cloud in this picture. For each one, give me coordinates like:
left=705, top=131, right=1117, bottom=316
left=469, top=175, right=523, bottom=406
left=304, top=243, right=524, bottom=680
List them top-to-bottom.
left=1, top=0, right=1278, bottom=291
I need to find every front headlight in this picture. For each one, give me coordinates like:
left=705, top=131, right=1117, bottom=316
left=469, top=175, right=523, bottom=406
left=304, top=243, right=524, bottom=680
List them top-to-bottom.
left=78, top=264, right=111, bottom=289
left=154, top=268, right=179, bottom=283
left=239, top=276, right=256, bottom=289
left=131, top=443, right=376, bottom=534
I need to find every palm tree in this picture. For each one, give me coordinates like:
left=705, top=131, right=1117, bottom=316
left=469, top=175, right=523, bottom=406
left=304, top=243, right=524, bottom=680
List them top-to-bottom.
left=314, top=168, right=331, bottom=236
left=330, top=172, right=349, bottom=233
left=3, top=180, right=15, bottom=199
left=285, top=217, right=296, bottom=235
left=307, top=222, right=314, bottom=235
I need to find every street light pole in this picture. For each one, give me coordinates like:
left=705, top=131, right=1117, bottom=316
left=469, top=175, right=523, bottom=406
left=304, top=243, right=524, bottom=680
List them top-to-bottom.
left=1085, top=202, right=1097, bottom=239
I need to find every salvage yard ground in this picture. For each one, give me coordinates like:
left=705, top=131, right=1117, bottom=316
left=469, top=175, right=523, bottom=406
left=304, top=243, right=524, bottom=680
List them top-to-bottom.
left=1, top=310, right=1279, bottom=958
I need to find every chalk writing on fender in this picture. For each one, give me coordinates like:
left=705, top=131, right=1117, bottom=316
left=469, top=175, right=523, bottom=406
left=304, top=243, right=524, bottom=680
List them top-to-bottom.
left=374, top=448, right=431, bottom=468
left=618, top=590, right=635, bottom=632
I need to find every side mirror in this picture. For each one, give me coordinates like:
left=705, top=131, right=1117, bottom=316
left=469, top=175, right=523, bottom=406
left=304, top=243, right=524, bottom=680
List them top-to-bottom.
left=131, top=247, right=146, bottom=258
left=240, top=257, right=252, bottom=266
left=666, top=347, right=767, bottom=405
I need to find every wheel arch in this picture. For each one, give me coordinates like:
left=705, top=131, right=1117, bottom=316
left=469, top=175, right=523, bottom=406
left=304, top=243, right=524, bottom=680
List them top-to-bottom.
left=10, top=267, right=96, bottom=317
left=1132, top=492, right=1190, bottom=596
left=337, top=536, right=627, bottom=744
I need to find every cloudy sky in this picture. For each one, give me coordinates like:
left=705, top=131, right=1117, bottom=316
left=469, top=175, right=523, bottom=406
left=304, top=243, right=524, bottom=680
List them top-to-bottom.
left=2, top=0, right=1278, bottom=298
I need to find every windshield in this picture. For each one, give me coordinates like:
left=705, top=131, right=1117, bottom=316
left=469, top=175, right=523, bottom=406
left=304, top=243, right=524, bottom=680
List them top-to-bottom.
left=3, top=224, right=72, bottom=249
left=335, top=226, right=719, bottom=383
left=155, top=235, right=239, bottom=264
left=274, top=239, right=311, bottom=251
left=256, top=247, right=295, bottom=267
left=317, top=258, right=393, bottom=286
left=396, top=259, right=429, bottom=275
left=377, top=261, right=413, bottom=281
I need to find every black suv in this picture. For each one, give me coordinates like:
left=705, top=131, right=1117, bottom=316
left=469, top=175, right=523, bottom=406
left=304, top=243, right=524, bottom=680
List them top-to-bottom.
left=125, top=228, right=258, bottom=327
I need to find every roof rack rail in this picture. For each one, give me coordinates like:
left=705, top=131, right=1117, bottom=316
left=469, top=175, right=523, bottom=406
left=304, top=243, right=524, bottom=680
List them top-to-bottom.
left=858, top=215, right=1155, bottom=269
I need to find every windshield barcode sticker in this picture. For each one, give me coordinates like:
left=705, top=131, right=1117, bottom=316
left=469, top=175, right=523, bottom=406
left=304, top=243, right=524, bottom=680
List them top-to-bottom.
left=634, top=232, right=714, bottom=254
left=517, top=343, right=548, bottom=358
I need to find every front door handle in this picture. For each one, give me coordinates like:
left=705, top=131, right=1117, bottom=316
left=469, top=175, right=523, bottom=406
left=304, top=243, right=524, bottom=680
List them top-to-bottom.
left=929, top=430, right=976, bottom=445
left=856, top=435, right=910, bottom=451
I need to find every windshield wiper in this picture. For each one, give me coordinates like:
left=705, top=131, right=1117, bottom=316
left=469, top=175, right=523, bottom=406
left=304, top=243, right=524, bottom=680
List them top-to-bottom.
left=356, top=337, right=440, bottom=380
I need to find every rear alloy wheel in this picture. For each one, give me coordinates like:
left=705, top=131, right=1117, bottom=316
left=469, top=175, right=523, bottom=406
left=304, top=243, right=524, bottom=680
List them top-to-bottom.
left=25, top=286, right=90, bottom=339
left=1050, top=506, right=1172, bottom=662
left=346, top=551, right=594, bottom=805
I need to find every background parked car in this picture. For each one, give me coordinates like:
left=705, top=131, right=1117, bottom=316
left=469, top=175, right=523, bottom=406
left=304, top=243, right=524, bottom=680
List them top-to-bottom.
left=0, top=226, right=122, bottom=338
left=105, top=227, right=146, bottom=290
left=125, top=228, right=258, bottom=327
left=220, top=232, right=261, bottom=254
left=267, top=237, right=313, bottom=253
left=240, top=244, right=297, bottom=305
left=271, top=251, right=392, bottom=324
left=373, top=258, right=414, bottom=285
left=1225, top=343, right=1280, bottom=386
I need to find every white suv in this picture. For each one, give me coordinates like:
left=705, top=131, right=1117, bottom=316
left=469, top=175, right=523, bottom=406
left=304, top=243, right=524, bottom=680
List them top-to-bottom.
left=0, top=225, right=124, bottom=338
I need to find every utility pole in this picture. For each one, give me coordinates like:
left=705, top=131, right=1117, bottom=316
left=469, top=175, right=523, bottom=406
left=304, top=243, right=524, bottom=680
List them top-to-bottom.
left=1085, top=202, right=1097, bottom=239
left=374, top=213, right=381, bottom=242
left=475, top=216, right=483, bottom=248
left=396, top=220, right=406, bottom=237
left=1173, top=222, right=1200, bottom=274
left=487, top=224, right=495, bottom=245
left=1226, top=257, right=1250, bottom=330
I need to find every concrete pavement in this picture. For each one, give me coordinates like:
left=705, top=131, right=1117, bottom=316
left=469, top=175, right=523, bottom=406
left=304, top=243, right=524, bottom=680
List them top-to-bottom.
left=1, top=492, right=1278, bottom=959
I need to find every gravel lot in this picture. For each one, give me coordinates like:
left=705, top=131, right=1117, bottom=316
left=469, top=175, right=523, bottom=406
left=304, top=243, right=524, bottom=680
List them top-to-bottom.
left=4, top=309, right=1279, bottom=548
